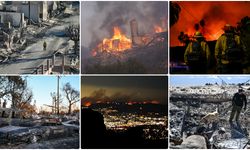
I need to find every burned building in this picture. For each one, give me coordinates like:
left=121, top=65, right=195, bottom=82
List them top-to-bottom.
left=6, top=1, right=48, bottom=23
left=0, top=2, right=48, bottom=28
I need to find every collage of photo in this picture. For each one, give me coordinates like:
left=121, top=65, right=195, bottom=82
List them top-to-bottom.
left=0, top=1, right=249, bottom=150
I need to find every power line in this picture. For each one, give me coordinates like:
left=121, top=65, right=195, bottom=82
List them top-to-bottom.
left=177, top=2, right=221, bottom=40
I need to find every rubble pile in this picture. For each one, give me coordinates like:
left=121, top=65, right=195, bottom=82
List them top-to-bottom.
left=85, top=42, right=167, bottom=74
left=170, top=84, right=250, bottom=149
left=0, top=122, right=78, bottom=145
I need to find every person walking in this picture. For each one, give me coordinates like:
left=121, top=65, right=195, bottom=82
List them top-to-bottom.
left=229, top=88, right=247, bottom=126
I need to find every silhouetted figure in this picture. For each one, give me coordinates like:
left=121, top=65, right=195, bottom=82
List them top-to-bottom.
left=3, top=100, right=6, bottom=108
left=81, top=108, right=106, bottom=148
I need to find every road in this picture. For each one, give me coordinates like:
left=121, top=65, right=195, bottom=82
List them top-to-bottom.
left=0, top=11, right=79, bottom=74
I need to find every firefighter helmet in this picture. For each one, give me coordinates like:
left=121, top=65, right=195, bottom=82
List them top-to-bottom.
left=222, top=24, right=234, bottom=32
left=194, top=31, right=203, bottom=38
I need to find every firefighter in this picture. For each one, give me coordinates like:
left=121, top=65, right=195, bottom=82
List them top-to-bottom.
left=215, top=24, right=244, bottom=74
left=184, top=31, right=211, bottom=74
left=43, top=41, right=47, bottom=51
left=229, top=88, right=247, bottom=127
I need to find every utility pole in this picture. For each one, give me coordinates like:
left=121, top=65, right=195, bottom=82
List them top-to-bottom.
left=28, top=1, right=31, bottom=25
left=57, top=76, right=60, bottom=115
left=52, top=96, right=54, bottom=113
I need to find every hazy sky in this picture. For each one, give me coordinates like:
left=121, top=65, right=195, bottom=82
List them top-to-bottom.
left=25, top=76, right=80, bottom=108
left=82, top=76, right=168, bottom=104
left=171, top=76, right=250, bottom=87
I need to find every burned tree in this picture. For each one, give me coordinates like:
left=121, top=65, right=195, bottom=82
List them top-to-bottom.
left=57, top=1, right=66, bottom=13
left=170, top=2, right=181, bottom=27
left=65, top=25, right=79, bottom=54
left=0, top=76, right=34, bottom=116
left=5, top=77, right=33, bottom=109
left=63, top=82, right=79, bottom=114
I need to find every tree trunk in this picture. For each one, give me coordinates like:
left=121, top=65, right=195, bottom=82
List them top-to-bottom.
left=74, top=40, right=78, bottom=54
left=68, top=103, right=72, bottom=114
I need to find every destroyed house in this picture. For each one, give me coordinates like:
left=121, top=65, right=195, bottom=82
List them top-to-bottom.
left=0, top=1, right=49, bottom=26
left=0, top=108, right=23, bottom=118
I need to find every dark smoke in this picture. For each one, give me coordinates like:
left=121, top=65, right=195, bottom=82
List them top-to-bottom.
left=201, top=4, right=224, bottom=23
left=85, top=89, right=152, bottom=103
left=90, top=89, right=107, bottom=100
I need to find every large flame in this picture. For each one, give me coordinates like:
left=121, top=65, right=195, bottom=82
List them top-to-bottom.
left=170, top=1, right=250, bottom=46
left=95, top=26, right=132, bottom=52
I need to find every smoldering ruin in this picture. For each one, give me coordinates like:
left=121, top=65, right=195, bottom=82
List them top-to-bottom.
left=81, top=1, right=168, bottom=74
left=170, top=81, right=250, bottom=149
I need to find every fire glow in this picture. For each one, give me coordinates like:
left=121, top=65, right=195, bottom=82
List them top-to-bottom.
left=170, top=1, right=250, bottom=46
left=92, top=21, right=166, bottom=56
left=154, top=25, right=164, bottom=33
left=94, top=26, right=132, bottom=52
left=127, top=100, right=160, bottom=105
left=83, top=101, right=92, bottom=107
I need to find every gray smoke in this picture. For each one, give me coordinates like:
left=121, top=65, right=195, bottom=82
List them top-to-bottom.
left=81, top=1, right=168, bottom=49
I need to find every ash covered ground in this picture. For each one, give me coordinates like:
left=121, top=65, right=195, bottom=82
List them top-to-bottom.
left=170, top=84, right=250, bottom=149
left=0, top=119, right=79, bottom=149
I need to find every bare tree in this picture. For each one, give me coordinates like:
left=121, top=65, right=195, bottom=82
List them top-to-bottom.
left=65, top=25, right=79, bottom=54
left=0, top=76, right=33, bottom=110
left=63, top=82, right=79, bottom=114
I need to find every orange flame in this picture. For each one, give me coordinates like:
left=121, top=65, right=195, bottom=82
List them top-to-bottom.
left=154, top=25, right=164, bottom=33
left=95, top=26, right=132, bottom=52
left=83, top=101, right=92, bottom=107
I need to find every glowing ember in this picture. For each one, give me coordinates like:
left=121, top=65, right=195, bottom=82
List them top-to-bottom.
left=154, top=25, right=164, bottom=33
left=94, top=26, right=132, bottom=52
left=96, top=100, right=102, bottom=104
left=127, top=100, right=160, bottom=105
left=151, top=100, right=160, bottom=104
left=83, top=101, right=92, bottom=107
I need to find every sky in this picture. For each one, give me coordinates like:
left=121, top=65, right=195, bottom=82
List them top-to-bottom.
left=25, top=75, right=80, bottom=109
left=81, top=76, right=168, bottom=104
left=170, top=76, right=250, bottom=87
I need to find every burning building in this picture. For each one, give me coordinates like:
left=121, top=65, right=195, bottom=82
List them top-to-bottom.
left=81, top=1, right=168, bottom=74
left=92, top=19, right=166, bottom=54
left=93, top=26, right=132, bottom=52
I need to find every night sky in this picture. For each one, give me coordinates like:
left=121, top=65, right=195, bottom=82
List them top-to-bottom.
left=81, top=76, right=168, bottom=104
